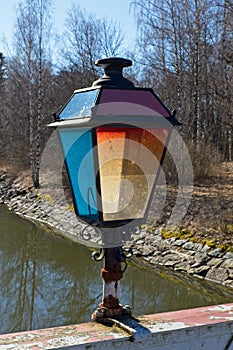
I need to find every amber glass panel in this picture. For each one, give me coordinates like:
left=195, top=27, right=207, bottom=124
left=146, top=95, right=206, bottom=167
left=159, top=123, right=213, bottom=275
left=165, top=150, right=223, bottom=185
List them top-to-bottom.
left=96, top=127, right=168, bottom=222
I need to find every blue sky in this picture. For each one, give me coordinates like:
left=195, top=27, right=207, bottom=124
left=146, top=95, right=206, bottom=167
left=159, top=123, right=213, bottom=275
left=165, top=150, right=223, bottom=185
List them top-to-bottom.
left=0, top=0, right=137, bottom=54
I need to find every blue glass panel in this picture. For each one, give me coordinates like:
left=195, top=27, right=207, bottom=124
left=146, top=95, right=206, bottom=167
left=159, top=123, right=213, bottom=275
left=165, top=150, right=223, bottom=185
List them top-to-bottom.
left=58, top=90, right=98, bottom=120
left=59, top=128, right=98, bottom=221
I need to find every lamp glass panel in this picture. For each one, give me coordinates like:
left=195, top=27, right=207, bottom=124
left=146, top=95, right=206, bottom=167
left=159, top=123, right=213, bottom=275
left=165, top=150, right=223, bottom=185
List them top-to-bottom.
left=58, top=89, right=98, bottom=120
left=97, top=89, right=170, bottom=116
left=96, top=127, right=168, bottom=222
left=59, top=128, right=98, bottom=221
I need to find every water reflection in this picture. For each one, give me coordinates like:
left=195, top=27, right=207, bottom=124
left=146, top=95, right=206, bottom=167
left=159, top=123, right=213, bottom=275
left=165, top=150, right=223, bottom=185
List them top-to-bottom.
left=0, top=204, right=233, bottom=334
left=0, top=205, right=101, bottom=334
left=123, top=263, right=233, bottom=317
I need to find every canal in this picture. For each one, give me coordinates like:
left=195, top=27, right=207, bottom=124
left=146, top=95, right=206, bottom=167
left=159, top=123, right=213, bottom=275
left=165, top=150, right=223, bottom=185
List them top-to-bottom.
left=1, top=204, right=233, bottom=335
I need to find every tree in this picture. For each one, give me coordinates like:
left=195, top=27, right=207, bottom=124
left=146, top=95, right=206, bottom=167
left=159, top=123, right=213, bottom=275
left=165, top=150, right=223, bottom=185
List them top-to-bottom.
left=11, top=0, right=53, bottom=187
left=131, top=0, right=233, bottom=162
left=59, top=4, right=125, bottom=88
left=0, top=52, right=7, bottom=160
left=0, top=53, right=6, bottom=89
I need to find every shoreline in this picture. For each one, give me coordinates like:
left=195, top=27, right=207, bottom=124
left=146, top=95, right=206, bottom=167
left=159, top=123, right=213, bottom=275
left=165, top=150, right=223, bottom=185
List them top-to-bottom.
left=1, top=171, right=233, bottom=289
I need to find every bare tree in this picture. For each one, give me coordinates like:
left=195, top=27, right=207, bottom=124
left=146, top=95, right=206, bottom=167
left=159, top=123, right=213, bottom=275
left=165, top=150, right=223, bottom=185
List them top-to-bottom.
left=11, top=0, right=53, bottom=187
left=131, top=0, right=233, bottom=162
left=60, top=4, right=125, bottom=87
left=0, top=52, right=7, bottom=160
left=0, top=53, right=5, bottom=88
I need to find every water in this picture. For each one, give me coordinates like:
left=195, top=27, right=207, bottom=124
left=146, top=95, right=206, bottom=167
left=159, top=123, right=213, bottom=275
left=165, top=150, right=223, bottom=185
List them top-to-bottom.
left=1, top=204, right=233, bottom=334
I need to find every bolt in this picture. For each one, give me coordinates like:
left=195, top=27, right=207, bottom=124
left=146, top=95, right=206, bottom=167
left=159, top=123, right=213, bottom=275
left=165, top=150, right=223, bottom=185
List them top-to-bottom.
left=123, top=305, right=132, bottom=315
left=93, top=307, right=105, bottom=319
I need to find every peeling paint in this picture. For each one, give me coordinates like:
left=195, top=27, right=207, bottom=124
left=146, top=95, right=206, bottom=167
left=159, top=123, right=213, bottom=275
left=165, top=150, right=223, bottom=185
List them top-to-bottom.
left=1, top=303, right=233, bottom=349
left=208, top=305, right=233, bottom=312
left=209, top=316, right=233, bottom=321
left=147, top=321, right=187, bottom=332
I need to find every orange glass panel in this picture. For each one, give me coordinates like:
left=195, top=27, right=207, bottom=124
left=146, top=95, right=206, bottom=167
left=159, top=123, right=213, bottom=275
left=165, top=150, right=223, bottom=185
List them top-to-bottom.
left=96, top=127, right=168, bottom=222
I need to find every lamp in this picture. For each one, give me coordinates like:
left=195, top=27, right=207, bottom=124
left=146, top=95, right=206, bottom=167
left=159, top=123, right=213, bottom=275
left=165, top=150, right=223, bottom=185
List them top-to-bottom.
left=48, top=57, right=180, bottom=320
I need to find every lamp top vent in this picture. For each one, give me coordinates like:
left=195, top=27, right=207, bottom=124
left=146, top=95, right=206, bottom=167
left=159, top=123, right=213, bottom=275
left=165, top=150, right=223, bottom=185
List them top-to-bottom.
left=92, top=57, right=135, bottom=89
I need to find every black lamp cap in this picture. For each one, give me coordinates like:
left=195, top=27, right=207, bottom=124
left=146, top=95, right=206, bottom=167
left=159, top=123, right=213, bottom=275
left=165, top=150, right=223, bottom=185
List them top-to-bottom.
left=92, top=57, right=135, bottom=89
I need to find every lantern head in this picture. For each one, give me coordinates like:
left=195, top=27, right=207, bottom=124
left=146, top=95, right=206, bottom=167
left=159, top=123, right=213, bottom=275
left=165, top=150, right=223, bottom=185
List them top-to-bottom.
left=48, top=57, right=180, bottom=229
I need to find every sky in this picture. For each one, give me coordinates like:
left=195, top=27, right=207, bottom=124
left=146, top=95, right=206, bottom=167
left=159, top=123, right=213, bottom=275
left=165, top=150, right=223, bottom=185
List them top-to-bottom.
left=0, top=0, right=137, bottom=55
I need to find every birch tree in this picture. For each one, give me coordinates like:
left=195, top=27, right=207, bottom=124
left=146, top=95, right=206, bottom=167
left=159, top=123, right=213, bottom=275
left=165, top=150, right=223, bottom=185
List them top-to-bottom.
left=12, top=0, right=53, bottom=187
left=0, top=53, right=6, bottom=160
left=0, top=53, right=5, bottom=89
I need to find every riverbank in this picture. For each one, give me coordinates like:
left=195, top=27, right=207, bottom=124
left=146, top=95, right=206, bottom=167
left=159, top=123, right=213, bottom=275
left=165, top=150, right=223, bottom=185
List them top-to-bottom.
left=0, top=163, right=233, bottom=288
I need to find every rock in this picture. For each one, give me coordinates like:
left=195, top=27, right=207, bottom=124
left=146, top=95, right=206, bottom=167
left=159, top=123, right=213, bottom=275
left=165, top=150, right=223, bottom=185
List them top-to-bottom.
left=0, top=174, right=7, bottom=181
left=19, top=189, right=27, bottom=196
left=150, top=236, right=163, bottom=247
left=165, top=237, right=177, bottom=245
left=136, top=239, right=145, bottom=245
left=173, top=239, right=188, bottom=246
left=183, top=242, right=203, bottom=251
left=202, top=244, right=211, bottom=252
left=141, top=245, right=155, bottom=256
left=177, top=248, right=195, bottom=257
left=208, top=248, right=223, bottom=258
left=152, top=250, right=161, bottom=257
left=194, top=251, right=210, bottom=264
left=223, top=252, right=233, bottom=259
left=161, top=253, right=181, bottom=267
left=181, top=254, right=196, bottom=266
left=149, top=255, right=162, bottom=265
left=207, top=258, right=223, bottom=267
left=221, top=259, right=233, bottom=269
left=163, top=260, right=178, bottom=267
left=174, top=261, right=192, bottom=272
left=191, top=262, right=202, bottom=268
left=193, top=265, right=210, bottom=277
left=187, top=267, right=195, bottom=274
left=206, top=267, right=229, bottom=283
left=223, top=280, right=233, bottom=288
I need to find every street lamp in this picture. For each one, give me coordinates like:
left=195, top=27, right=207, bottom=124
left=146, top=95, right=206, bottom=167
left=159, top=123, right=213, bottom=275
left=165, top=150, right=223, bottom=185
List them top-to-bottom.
left=48, top=57, right=179, bottom=320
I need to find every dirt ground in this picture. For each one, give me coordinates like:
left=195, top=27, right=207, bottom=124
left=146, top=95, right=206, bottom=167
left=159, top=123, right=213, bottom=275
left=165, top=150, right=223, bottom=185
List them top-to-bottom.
left=156, top=162, right=233, bottom=248
left=191, top=162, right=233, bottom=244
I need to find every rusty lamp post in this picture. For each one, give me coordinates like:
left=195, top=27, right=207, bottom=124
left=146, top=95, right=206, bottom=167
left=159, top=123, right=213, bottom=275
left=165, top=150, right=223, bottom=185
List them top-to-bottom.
left=48, top=57, right=179, bottom=321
